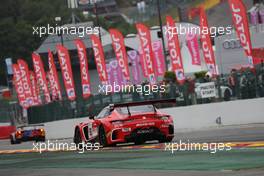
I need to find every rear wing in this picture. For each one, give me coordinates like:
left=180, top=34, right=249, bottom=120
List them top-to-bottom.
left=111, top=99, right=176, bottom=108
left=17, top=124, right=44, bottom=128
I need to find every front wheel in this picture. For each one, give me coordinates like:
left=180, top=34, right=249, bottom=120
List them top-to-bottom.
left=98, top=126, right=108, bottom=147
left=74, top=128, right=83, bottom=149
left=10, top=135, right=15, bottom=144
left=10, top=135, right=20, bottom=144
left=36, top=137, right=45, bottom=143
left=135, top=139, right=145, bottom=145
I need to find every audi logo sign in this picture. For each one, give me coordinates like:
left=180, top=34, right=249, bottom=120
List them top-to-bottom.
left=222, top=39, right=242, bottom=49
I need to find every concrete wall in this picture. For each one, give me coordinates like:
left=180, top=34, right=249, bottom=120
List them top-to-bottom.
left=44, top=98, right=264, bottom=139
left=163, top=98, right=264, bottom=131
left=44, top=118, right=88, bottom=140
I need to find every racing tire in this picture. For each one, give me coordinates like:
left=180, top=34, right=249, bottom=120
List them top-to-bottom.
left=223, top=90, right=231, bottom=101
left=98, top=125, right=108, bottom=147
left=74, top=128, right=83, bottom=149
left=10, top=135, right=15, bottom=145
left=10, top=135, right=20, bottom=145
left=36, top=137, right=46, bottom=143
left=158, top=137, right=173, bottom=143
left=134, top=139, right=145, bottom=145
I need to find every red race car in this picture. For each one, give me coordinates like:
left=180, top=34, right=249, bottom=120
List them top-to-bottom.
left=74, top=99, right=175, bottom=147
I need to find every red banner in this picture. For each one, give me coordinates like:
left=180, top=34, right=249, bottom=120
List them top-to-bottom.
left=228, top=0, right=254, bottom=66
left=199, top=8, right=218, bottom=76
left=166, top=16, right=185, bottom=84
left=136, top=23, right=156, bottom=84
left=109, top=29, right=130, bottom=81
left=186, top=33, right=201, bottom=66
left=90, top=34, right=108, bottom=85
left=74, top=39, right=91, bottom=98
left=152, top=41, right=166, bottom=77
left=56, top=45, right=76, bottom=101
left=48, top=50, right=62, bottom=100
left=32, top=53, right=51, bottom=103
left=17, top=59, right=34, bottom=106
left=12, top=64, right=28, bottom=108
left=29, top=71, right=41, bottom=105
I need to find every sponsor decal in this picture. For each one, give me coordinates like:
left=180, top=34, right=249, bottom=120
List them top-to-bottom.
left=228, top=0, right=254, bottom=66
left=199, top=8, right=218, bottom=76
left=166, top=16, right=185, bottom=84
left=136, top=23, right=156, bottom=84
left=109, top=29, right=130, bottom=81
left=186, top=33, right=201, bottom=66
left=90, top=34, right=108, bottom=85
left=74, top=39, right=91, bottom=98
left=152, top=41, right=166, bottom=76
left=56, top=45, right=76, bottom=101
left=138, top=47, right=148, bottom=78
left=48, top=50, right=62, bottom=100
left=127, top=50, right=142, bottom=84
left=32, top=53, right=51, bottom=103
left=17, top=59, right=34, bottom=106
left=110, top=59, right=125, bottom=87
left=12, top=64, right=28, bottom=108
left=29, top=71, right=42, bottom=105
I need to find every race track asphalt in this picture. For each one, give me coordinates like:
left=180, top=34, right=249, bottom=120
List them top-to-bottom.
left=0, top=124, right=264, bottom=176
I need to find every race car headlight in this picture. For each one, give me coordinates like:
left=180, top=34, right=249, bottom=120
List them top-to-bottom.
left=160, top=116, right=169, bottom=121
left=40, top=128, right=45, bottom=136
left=16, top=131, right=22, bottom=137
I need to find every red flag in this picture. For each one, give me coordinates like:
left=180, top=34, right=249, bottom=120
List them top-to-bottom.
left=228, top=0, right=254, bottom=66
left=200, top=8, right=218, bottom=76
left=166, top=16, right=185, bottom=84
left=136, top=23, right=156, bottom=84
left=109, top=29, right=130, bottom=81
left=90, top=34, right=108, bottom=85
left=74, top=39, right=91, bottom=98
left=56, top=45, right=76, bottom=101
left=48, top=50, right=62, bottom=100
left=32, top=53, right=51, bottom=103
left=17, top=59, right=34, bottom=106
left=12, top=64, right=28, bottom=108
left=29, top=71, right=42, bottom=105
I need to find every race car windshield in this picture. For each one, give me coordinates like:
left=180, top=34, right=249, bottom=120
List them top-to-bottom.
left=115, top=105, right=156, bottom=115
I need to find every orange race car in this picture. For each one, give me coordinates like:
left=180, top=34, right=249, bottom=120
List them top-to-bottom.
left=10, top=124, right=46, bottom=144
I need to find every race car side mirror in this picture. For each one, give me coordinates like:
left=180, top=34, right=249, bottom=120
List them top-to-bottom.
left=89, top=116, right=95, bottom=120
